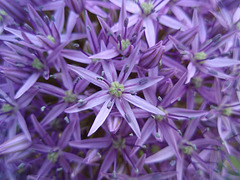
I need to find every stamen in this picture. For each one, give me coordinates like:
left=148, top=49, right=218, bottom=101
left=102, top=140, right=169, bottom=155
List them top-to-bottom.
left=124, top=18, right=129, bottom=27
left=97, top=76, right=104, bottom=81
left=78, top=99, right=86, bottom=108
left=107, top=101, right=112, bottom=109
left=41, top=106, right=46, bottom=112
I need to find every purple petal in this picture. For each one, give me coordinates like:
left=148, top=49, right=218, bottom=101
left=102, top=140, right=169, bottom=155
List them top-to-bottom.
left=110, top=0, right=141, bottom=14
left=159, top=15, right=187, bottom=31
left=143, top=18, right=156, bottom=47
left=89, top=48, right=119, bottom=59
left=61, top=49, right=91, bottom=64
left=204, top=58, right=240, bottom=67
left=101, top=60, right=117, bottom=82
left=185, top=62, right=196, bottom=84
left=68, top=64, right=109, bottom=89
left=15, top=72, right=40, bottom=99
left=124, top=76, right=163, bottom=92
left=65, top=90, right=109, bottom=113
left=123, top=94, right=165, bottom=115
left=88, top=97, right=114, bottom=136
left=115, top=98, right=141, bottom=138
left=41, top=103, right=68, bottom=127
left=17, top=111, right=31, bottom=141
left=31, top=114, right=55, bottom=146
left=130, top=118, right=155, bottom=156
left=58, top=120, right=76, bottom=148
left=0, top=134, right=31, bottom=155
left=69, top=137, right=111, bottom=149
left=145, top=146, right=174, bottom=164
left=37, top=159, right=54, bottom=178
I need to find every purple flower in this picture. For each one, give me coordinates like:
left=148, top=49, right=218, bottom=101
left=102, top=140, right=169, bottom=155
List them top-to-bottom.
left=66, top=47, right=165, bottom=137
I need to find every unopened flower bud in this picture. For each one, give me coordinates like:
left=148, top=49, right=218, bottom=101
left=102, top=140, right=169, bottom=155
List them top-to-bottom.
left=138, top=41, right=165, bottom=69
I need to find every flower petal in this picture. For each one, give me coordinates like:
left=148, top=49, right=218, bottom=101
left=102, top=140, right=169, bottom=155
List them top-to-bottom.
left=68, top=64, right=109, bottom=89
left=15, top=72, right=40, bottom=99
left=65, top=90, right=109, bottom=113
left=123, top=94, right=165, bottom=115
left=88, top=97, right=114, bottom=136
left=115, top=98, right=141, bottom=138
left=17, top=111, right=31, bottom=141
left=69, top=137, right=111, bottom=149
left=145, top=146, right=174, bottom=164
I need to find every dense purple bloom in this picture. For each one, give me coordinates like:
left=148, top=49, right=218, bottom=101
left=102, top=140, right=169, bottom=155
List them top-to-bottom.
left=0, top=0, right=240, bottom=179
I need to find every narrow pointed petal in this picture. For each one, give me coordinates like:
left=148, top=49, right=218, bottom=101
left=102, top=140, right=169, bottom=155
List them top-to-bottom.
left=110, top=0, right=141, bottom=14
left=54, top=5, right=65, bottom=33
left=85, top=11, right=99, bottom=54
left=159, top=15, right=187, bottom=30
left=143, top=18, right=156, bottom=47
left=118, top=45, right=139, bottom=82
left=89, top=48, right=119, bottom=59
left=61, top=49, right=91, bottom=64
left=59, top=57, right=73, bottom=90
left=204, top=58, right=240, bottom=67
left=102, top=60, right=117, bottom=82
left=185, top=62, right=196, bottom=84
left=68, top=65, right=109, bottom=89
left=15, top=72, right=40, bottom=99
left=124, top=76, right=164, bottom=92
left=35, top=82, right=65, bottom=97
left=65, top=90, right=109, bottom=113
left=123, top=94, right=165, bottom=115
left=88, top=97, right=114, bottom=136
left=115, top=98, right=141, bottom=138
left=41, top=103, right=68, bottom=127
left=167, top=108, right=207, bottom=118
left=17, top=111, right=31, bottom=141
left=31, top=114, right=55, bottom=146
left=130, top=118, right=155, bottom=156
left=58, top=120, right=76, bottom=148
left=159, top=122, right=181, bottom=160
left=0, top=134, right=31, bottom=155
left=69, top=137, right=111, bottom=149
left=145, top=146, right=174, bottom=164
left=98, top=148, right=115, bottom=180
left=37, top=159, right=54, bottom=178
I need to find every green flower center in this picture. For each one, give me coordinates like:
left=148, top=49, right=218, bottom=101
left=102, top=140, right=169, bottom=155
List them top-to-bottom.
left=141, top=2, right=154, bottom=15
left=0, top=10, right=7, bottom=16
left=237, top=22, right=240, bottom=31
left=47, top=35, right=55, bottom=43
left=119, top=39, right=131, bottom=51
left=194, top=51, right=207, bottom=60
left=32, top=58, right=43, bottom=70
left=191, top=77, right=202, bottom=88
left=109, top=81, right=124, bottom=97
left=63, top=90, right=77, bottom=103
left=1, top=103, right=13, bottom=113
left=154, top=107, right=167, bottom=121
left=222, top=107, right=232, bottom=116
left=113, top=137, right=126, bottom=150
left=182, top=142, right=197, bottom=155
left=47, top=152, right=59, bottom=163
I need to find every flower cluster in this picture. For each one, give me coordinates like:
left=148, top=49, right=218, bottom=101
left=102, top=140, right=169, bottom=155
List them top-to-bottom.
left=0, top=0, right=240, bottom=179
